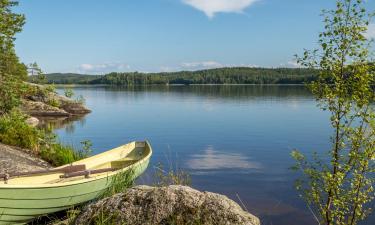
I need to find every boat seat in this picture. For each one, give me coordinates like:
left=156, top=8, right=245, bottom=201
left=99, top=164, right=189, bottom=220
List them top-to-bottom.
left=1, top=165, right=86, bottom=184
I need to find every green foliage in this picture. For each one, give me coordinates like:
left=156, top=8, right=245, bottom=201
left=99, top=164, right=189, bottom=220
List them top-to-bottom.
left=0, top=0, right=27, bottom=113
left=292, top=1, right=375, bottom=225
left=28, top=62, right=46, bottom=84
left=85, top=67, right=318, bottom=85
left=28, top=68, right=318, bottom=85
left=29, top=73, right=101, bottom=84
left=45, top=83, right=56, bottom=93
left=64, top=87, right=75, bottom=98
left=47, top=97, right=61, bottom=108
left=0, top=109, right=41, bottom=151
left=0, top=109, right=90, bottom=167
left=40, top=136, right=92, bottom=166
left=78, top=140, right=92, bottom=159
left=40, top=143, right=77, bottom=166
left=154, top=162, right=191, bottom=187
left=98, top=169, right=134, bottom=199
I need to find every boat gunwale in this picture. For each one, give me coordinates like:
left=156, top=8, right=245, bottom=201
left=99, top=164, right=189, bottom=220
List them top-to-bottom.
left=0, top=141, right=152, bottom=189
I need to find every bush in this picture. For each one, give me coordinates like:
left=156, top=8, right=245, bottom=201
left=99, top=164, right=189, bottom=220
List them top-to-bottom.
left=64, top=88, right=74, bottom=98
left=47, top=97, right=60, bottom=107
left=0, top=109, right=41, bottom=151
left=0, top=109, right=91, bottom=166
left=40, top=139, right=92, bottom=167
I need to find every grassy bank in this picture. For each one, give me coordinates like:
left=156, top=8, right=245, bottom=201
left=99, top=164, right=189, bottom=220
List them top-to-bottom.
left=0, top=109, right=90, bottom=166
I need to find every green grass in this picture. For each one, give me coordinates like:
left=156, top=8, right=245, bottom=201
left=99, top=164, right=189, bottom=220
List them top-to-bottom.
left=0, top=109, right=91, bottom=167
left=0, top=109, right=41, bottom=151
left=40, top=143, right=85, bottom=166
left=153, top=162, right=191, bottom=187
left=97, top=169, right=134, bottom=199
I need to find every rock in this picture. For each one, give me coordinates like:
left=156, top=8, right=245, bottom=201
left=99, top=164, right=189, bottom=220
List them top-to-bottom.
left=24, top=82, right=91, bottom=116
left=53, top=95, right=91, bottom=114
left=20, top=100, right=71, bottom=117
left=25, top=116, right=39, bottom=127
left=0, top=143, right=51, bottom=175
left=74, top=185, right=260, bottom=225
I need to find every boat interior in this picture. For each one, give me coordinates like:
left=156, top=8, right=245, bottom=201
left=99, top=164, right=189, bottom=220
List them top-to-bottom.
left=0, top=141, right=151, bottom=186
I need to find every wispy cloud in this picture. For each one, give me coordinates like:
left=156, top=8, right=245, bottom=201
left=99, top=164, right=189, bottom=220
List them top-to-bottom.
left=182, top=0, right=259, bottom=18
left=365, top=23, right=375, bottom=40
left=279, top=60, right=301, bottom=68
left=74, top=61, right=258, bottom=74
left=179, top=61, right=258, bottom=71
left=180, top=61, right=223, bottom=69
left=77, top=62, right=130, bottom=74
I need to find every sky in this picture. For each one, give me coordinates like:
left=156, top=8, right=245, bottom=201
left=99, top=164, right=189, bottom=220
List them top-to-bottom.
left=14, top=0, right=375, bottom=74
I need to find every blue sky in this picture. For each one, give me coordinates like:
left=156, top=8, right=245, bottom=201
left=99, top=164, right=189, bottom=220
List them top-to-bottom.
left=14, top=0, right=375, bottom=74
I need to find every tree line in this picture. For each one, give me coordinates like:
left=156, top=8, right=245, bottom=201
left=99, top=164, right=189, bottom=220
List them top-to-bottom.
left=29, top=67, right=318, bottom=85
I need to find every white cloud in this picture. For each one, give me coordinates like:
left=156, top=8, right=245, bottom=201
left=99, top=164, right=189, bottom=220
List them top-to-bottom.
left=182, top=0, right=259, bottom=18
left=365, top=23, right=375, bottom=39
left=279, top=60, right=301, bottom=68
left=286, top=60, right=300, bottom=68
left=179, top=61, right=258, bottom=71
left=180, top=61, right=223, bottom=69
left=77, top=62, right=130, bottom=74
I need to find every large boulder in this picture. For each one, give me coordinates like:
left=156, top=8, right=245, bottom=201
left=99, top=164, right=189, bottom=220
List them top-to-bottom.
left=0, top=143, right=51, bottom=174
left=74, top=185, right=260, bottom=225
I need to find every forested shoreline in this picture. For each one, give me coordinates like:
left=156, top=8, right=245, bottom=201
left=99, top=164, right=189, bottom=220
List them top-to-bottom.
left=29, top=67, right=318, bottom=85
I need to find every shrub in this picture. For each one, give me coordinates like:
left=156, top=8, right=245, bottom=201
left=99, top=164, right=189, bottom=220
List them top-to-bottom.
left=64, top=88, right=74, bottom=98
left=47, top=97, right=61, bottom=108
left=0, top=109, right=41, bottom=151
left=0, top=109, right=91, bottom=167
left=40, top=138, right=92, bottom=167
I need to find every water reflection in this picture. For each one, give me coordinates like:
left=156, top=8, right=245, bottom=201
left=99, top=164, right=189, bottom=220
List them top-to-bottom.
left=100, top=85, right=312, bottom=101
left=38, top=115, right=87, bottom=134
left=187, top=146, right=261, bottom=170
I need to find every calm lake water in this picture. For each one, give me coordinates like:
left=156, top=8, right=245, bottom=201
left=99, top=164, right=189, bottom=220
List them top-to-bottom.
left=53, top=85, right=373, bottom=225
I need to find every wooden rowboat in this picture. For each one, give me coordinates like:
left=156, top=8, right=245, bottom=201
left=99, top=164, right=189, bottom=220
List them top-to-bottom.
left=0, top=141, right=152, bottom=225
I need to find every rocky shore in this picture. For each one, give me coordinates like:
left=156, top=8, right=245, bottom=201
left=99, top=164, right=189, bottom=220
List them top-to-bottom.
left=1, top=83, right=91, bottom=174
left=21, top=83, right=91, bottom=121
left=0, top=143, right=51, bottom=175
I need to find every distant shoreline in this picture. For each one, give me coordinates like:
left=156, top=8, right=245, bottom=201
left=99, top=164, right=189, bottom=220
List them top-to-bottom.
left=30, top=67, right=317, bottom=86
left=54, top=83, right=307, bottom=88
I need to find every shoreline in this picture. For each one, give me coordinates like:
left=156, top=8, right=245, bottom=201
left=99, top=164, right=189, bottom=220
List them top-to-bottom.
left=54, top=83, right=308, bottom=88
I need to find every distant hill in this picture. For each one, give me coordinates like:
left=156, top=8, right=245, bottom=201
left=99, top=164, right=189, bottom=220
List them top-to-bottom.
left=28, top=67, right=318, bottom=85
left=28, top=73, right=101, bottom=84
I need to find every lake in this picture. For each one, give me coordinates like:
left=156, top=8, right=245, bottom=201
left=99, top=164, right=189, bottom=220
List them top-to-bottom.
left=52, top=85, right=372, bottom=225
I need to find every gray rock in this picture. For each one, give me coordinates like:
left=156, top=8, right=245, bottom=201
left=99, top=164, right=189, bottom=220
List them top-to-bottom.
left=45, top=89, right=91, bottom=115
left=20, top=100, right=71, bottom=117
left=25, top=116, right=40, bottom=127
left=0, top=143, right=51, bottom=175
left=74, top=185, right=260, bottom=225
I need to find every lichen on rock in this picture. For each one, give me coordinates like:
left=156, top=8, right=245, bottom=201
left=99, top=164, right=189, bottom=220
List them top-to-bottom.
left=74, top=185, right=260, bottom=225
